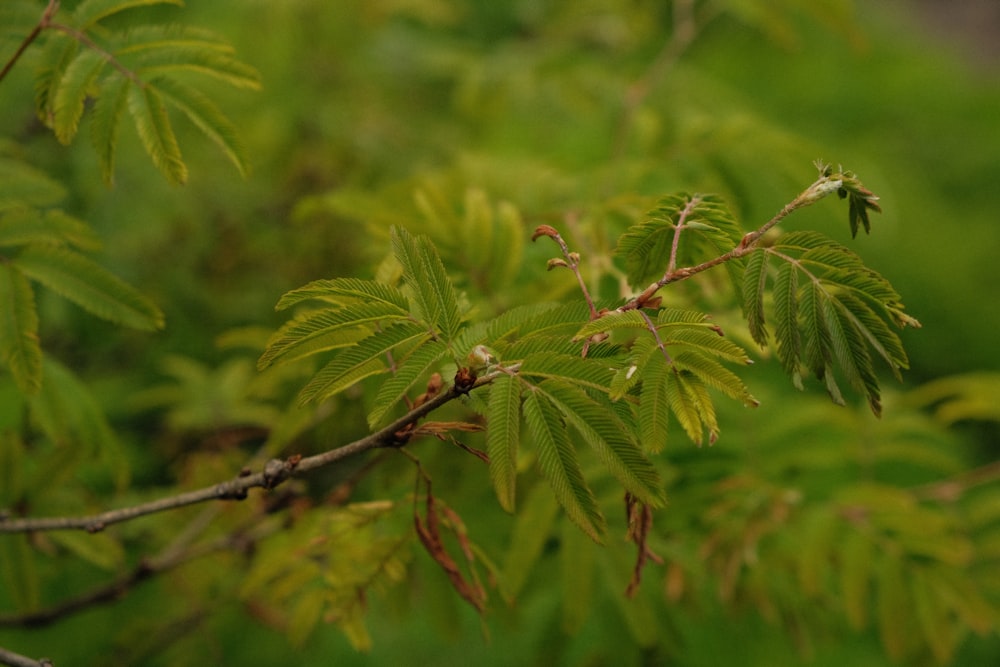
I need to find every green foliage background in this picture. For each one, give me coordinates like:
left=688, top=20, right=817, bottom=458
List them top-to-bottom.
left=1, top=0, right=999, bottom=665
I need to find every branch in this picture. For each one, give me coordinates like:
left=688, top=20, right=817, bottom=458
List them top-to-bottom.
left=0, top=0, right=59, bottom=85
left=624, top=172, right=844, bottom=312
left=532, top=223, right=599, bottom=320
left=0, top=372, right=497, bottom=535
left=0, top=646, right=52, bottom=667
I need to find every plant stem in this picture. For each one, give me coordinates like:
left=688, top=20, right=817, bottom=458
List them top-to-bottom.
left=0, top=0, right=60, bottom=85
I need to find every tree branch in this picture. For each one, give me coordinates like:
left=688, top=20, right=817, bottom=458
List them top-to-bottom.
left=0, top=0, right=59, bottom=85
left=624, top=172, right=843, bottom=311
left=0, top=373, right=495, bottom=535
left=0, top=646, right=52, bottom=667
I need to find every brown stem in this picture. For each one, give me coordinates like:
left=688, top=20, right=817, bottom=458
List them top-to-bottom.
left=0, top=0, right=60, bottom=85
left=621, top=180, right=831, bottom=313
left=0, top=370, right=501, bottom=535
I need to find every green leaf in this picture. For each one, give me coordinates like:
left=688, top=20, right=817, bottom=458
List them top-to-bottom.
left=73, top=0, right=184, bottom=28
left=132, top=37, right=262, bottom=90
left=35, top=38, right=80, bottom=126
left=52, top=49, right=107, bottom=145
left=89, top=76, right=130, bottom=184
left=151, top=76, right=251, bottom=177
left=127, top=83, right=187, bottom=184
left=616, top=193, right=744, bottom=289
left=0, top=208, right=101, bottom=251
left=391, top=226, right=463, bottom=340
left=13, top=244, right=164, bottom=331
left=742, top=249, right=769, bottom=346
left=773, top=260, right=799, bottom=376
left=0, top=264, right=41, bottom=394
left=275, top=277, right=409, bottom=312
left=799, top=280, right=830, bottom=392
left=823, top=295, right=882, bottom=416
left=259, top=302, right=411, bottom=370
left=573, top=310, right=649, bottom=341
left=296, top=323, right=428, bottom=405
left=661, top=326, right=752, bottom=365
left=367, top=339, right=450, bottom=428
left=673, top=351, right=758, bottom=407
left=518, top=352, right=616, bottom=394
left=638, top=353, right=670, bottom=452
left=30, top=357, right=129, bottom=489
left=664, top=367, right=705, bottom=445
left=486, top=374, right=521, bottom=513
left=538, top=380, right=664, bottom=506
left=523, top=389, right=604, bottom=542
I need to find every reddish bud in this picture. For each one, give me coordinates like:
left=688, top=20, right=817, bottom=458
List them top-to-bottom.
left=531, top=224, right=560, bottom=241
left=546, top=258, right=569, bottom=270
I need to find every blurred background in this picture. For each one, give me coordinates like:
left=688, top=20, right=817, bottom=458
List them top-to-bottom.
left=1, top=1, right=998, bottom=664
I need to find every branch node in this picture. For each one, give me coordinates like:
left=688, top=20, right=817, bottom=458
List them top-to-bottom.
left=262, top=459, right=289, bottom=489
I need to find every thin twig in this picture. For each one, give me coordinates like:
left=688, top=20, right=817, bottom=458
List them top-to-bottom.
left=0, top=0, right=59, bottom=85
left=46, top=22, right=146, bottom=87
left=622, top=174, right=838, bottom=312
left=666, top=195, right=702, bottom=277
left=532, top=224, right=599, bottom=320
left=0, top=371, right=500, bottom=535
left=0, top=646, right=52, bottom=667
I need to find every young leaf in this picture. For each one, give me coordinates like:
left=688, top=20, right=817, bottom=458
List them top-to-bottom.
left=73, top=0, right=184, bottom=29
left=132, top=38, right=262, bottom=91
left=52, top=49, right=107, bottom=145
left=89, top=76, right=130, bottom=185
left=151, top=76, right=251, bottom=178
left=127, top=84, right=187, bottom=184
left=616, top=193, right=744, bottom=289
left=0, top=207, right=100, bottom=251
left=391, top=226, right=463, bottom=340
left=13, top=244, right=164, bottom=331
left=742, top=246, right=769, bottom=346
left=773, top=260, right=799, bottom=376
left=0, top=264, right=41, bottom=394
left=275, top=277, right=409, bottom=312
left=259, top=302, right=411, bottom=370
left=296, top=322, right=428, bottom=405
left=367, top=339, right=450, bottom=428
left=518, top=352, right=616, bottom=395
left=638, top=354, right=670, bottom=453
left=30, top=358, right=129, bottom=488
left=664, top=367, right=705, bottom=445
left=486, top=374, right=522, bottom=513
left=538, top=380, right=665, bottom=507
left=522, top=389, right=605, bottom=542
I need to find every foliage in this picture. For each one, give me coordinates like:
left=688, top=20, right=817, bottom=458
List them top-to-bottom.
left=1, top=1, right=999, bottom=666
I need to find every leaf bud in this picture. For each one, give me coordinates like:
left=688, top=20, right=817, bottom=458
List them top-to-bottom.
left=531, top=224, right=560, bottom=241
left=547, top=258, right=569, bottom=270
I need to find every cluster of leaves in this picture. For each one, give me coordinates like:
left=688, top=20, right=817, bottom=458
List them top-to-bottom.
left=6, top=0, right=259, bottom=184
left=2, top=2, right=999, bottom=666
left=261, top=166, right=921, bottom=552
